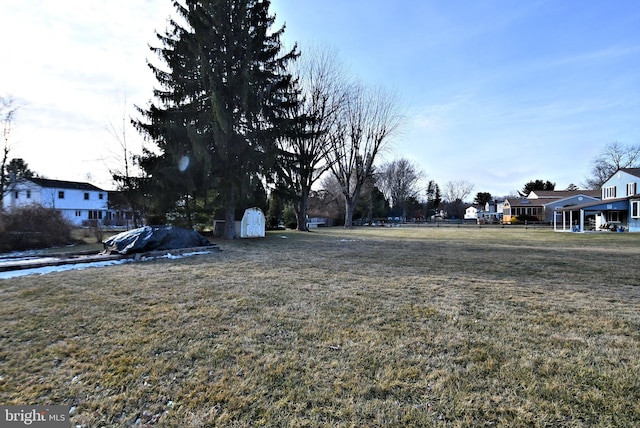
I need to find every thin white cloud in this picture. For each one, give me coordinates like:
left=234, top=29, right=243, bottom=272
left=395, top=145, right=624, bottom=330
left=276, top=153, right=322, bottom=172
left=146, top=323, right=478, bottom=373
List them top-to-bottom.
left=536, top=45, right=640, bottom=70
left=410, top=94, right=476, bottom=132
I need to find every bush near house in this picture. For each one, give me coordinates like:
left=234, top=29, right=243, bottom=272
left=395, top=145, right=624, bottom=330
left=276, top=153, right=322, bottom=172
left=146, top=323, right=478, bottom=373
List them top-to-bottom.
left=0, top=205, right=74, bottom=252
left=283, top=205, right=298, bottom=229
left=509, top=214, right=540, bottom=224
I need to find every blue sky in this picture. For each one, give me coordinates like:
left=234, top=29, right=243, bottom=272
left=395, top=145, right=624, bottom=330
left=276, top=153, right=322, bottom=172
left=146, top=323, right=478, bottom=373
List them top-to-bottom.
left=2, top=1, right=640, bottom=197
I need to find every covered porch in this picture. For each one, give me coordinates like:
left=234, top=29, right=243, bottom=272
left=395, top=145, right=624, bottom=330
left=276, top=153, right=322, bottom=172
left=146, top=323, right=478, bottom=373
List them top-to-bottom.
left=553, top=198, right=629, bottom=232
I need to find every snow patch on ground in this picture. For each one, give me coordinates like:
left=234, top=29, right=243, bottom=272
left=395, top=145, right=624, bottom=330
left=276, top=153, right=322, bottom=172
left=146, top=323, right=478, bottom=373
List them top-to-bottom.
left=0, top=251, right=212, bottom=280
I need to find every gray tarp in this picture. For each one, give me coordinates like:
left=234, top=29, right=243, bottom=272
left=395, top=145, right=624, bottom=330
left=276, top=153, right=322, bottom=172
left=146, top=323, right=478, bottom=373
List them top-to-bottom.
left=103, top=226, right=211, bottom=255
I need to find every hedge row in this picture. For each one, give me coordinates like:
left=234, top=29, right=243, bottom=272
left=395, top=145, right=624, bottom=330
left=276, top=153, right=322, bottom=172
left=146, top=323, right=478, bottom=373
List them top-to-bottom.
left=0, top=206, right=74, bottom=253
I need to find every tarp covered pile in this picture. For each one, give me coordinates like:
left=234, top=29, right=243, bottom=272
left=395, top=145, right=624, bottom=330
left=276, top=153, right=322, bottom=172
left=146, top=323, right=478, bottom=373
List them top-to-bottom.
left=103, top=226, right=211, bottom=255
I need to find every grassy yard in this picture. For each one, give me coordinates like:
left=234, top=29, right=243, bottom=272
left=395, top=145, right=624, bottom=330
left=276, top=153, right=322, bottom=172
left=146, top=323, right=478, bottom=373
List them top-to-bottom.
left=1, top=226, right=639, bottom=427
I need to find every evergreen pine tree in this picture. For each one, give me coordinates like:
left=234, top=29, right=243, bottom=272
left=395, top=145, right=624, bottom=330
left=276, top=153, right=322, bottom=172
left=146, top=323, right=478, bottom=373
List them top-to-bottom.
left=134, top=0, right=298, bottom=237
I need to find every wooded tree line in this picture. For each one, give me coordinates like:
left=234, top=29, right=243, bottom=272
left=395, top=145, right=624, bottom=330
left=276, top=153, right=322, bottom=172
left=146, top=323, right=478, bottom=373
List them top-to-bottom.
left=121, top=0, right=640, bottom=236
left=126, top=0, right=518, bottom=231
left=128, top=0, right=406, bottom=239
left=3, top=1, right=639, bottom=236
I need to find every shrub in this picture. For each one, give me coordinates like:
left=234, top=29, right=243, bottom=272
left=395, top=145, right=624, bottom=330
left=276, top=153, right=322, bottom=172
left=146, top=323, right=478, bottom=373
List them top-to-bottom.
left=0, top=205, right=75, bottom=253
left=283, top=205, right=297, bottom=230
left=511, top=214, right=539, bottom=224
left=284, top=219, right=298, bottom=229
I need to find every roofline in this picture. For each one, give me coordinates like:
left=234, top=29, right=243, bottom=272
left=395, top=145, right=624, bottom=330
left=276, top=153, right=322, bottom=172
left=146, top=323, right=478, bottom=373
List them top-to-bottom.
left=605, top=168, right=640, bottom=182
left=25, top=177, right=106, bottom=192
left=541, top=194, right=600, bottom=206
left=554, top=196, right=632, bottom=211
left=504, top=198, right=546, bottom=207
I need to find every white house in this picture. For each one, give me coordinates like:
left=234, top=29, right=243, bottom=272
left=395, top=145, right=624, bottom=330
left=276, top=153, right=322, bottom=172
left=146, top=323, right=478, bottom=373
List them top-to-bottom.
left=554, top=168, right=640, bottom=232
left=3, top=178, right=109, bottom=226
left=464, top=199, right=504, bottom=222
left=464, top=205, right=481, bottom=220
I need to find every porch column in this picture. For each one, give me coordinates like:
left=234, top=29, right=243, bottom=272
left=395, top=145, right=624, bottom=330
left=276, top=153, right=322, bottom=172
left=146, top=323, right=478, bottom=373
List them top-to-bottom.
left=580, top=209, right=585, bottom=233
left=569, top=210, right=573, bottom=231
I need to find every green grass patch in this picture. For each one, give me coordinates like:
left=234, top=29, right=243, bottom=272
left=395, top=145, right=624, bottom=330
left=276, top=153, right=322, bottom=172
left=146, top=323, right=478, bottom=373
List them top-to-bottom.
left=1, top=227, right=639, bottom=426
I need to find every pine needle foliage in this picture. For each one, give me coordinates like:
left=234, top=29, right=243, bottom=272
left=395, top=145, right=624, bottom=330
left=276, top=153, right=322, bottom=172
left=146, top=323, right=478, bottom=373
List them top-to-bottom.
left=134, top=0, right=298, bottom=236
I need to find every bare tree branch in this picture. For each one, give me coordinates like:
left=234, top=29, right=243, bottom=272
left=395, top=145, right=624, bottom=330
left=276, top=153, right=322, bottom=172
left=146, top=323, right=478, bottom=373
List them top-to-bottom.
left=276, top=44, right=348, bottom=230
left=326, top=83, right=403, bottom=226
left=1, top=95, right=24, bottom=210
left=584, top=141, right=640, bottom=189
left=376, top=158, right=425, bottom=218
left=443, top=180, right=475, bottom=203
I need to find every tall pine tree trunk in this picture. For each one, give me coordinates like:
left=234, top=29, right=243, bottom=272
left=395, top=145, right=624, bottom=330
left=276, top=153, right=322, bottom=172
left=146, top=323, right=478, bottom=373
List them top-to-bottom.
left=224, top=205, right=236, bottom=240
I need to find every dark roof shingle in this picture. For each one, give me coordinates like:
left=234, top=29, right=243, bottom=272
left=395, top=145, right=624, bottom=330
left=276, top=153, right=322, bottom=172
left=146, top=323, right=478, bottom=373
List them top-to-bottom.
left=620, top=168, right=640, bottom=179
left=28, top=178, right=105, bottom=192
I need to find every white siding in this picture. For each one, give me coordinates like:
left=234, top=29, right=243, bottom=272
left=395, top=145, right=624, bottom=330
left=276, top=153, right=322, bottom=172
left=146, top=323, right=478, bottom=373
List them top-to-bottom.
left=602, top=171, right=640, bottom=200
left=3, top=180, right=108, bottom=226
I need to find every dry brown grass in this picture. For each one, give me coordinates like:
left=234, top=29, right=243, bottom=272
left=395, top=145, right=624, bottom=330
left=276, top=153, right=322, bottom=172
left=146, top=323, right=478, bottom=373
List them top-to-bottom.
left=1, top=226, right=639, bottom=427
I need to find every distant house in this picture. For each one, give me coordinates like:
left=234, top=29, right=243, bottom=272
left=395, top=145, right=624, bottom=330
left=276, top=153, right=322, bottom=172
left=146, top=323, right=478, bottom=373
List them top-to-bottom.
left=554, top=168, right=640, bottom=232
left=2, top=178, right=108, bottom=226
left=527, top=189, right=601, bottom=201
left=503, top=190, right=600, bottom=223
left=529, top=190, right=601, bottom=223
left=106, top=191, right=139, bottom=228
left=543, top=193, right=600, bottom=225
left=502, top=198, right=545, bottom=222
left=465, top=199, right=504, bottom=222
left=487, top=199, right=505, bottom=218
left=464, top=205, right=482, bottom=220
left=307, top=217, right=329, bottom=228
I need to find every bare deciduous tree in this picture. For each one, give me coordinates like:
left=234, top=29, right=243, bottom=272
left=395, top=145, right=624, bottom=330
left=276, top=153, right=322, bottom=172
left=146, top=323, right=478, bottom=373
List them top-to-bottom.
left=276, top=45, right=346, bottom=230
left=326, top=83, right=403, bottom=227
left=104, top=92, right=146, bottom=227
left=1, top=95, right=23, bottom=211
left=584, top=141, right=640, bottom=189
left=376, top=158, right=424, bottom=219
left=309, top=173, right=346, bottom=223
left=441, top=180, right=475, bottom=219
left=443, top=180, right=475, bottom=203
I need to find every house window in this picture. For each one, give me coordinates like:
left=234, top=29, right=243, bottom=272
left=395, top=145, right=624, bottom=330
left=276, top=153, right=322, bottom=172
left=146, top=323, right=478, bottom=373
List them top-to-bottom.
left=627, top=183, right=637, bottom=196
left=603, top=186, right=616, bottom=199
left=26, top=190, right=31, bottom=198
left=14, top=191, right=19, bottom=199
left=58, top=191, right=65, bottom=199
left=84, top=192, right=89, bottom=200
left=99, top=193, right=104, bottom=200
left=632, top=201, right=640, bottom=218
left=89, top=210, right=103, bottom=220
left=75, top=211, right=82, bottom=217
